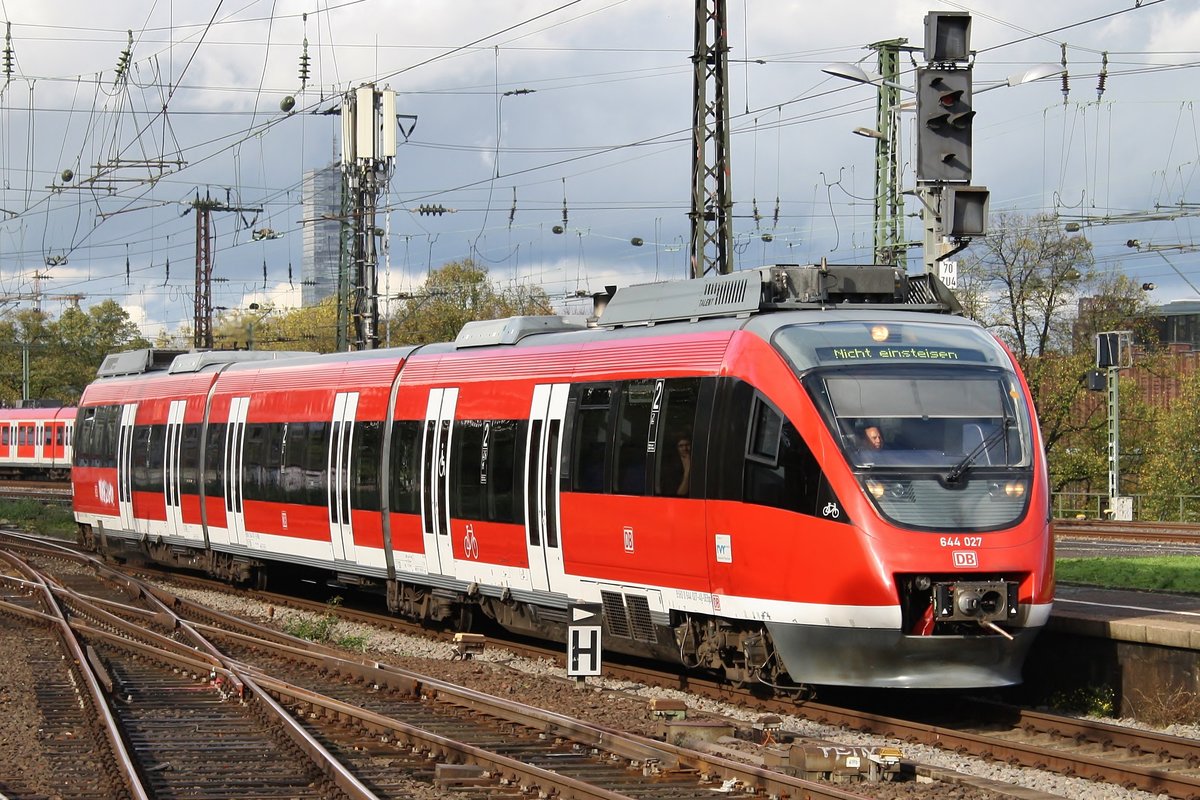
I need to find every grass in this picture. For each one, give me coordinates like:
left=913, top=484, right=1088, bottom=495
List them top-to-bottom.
left=0, top=499, right=76, bottom=540
left=1055, top=556, right=1200, bottom=594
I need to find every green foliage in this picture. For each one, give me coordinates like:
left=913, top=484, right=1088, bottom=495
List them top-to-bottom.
left=960, top=215, right=1154, bottom=491
left=388, top=258, right=552, bottom=345
left=213, top=298, right=338, bottom=354
left=0, top=301, right=149, bottom=406
left=1137, top=367, right=1200, bottom=519
left=0, top=499, right=76, bottom=538
left=1056, top=556, right=1200, bottom=593
left=282, top=597, right=344, bottom=642
left=1047, top=684, right=1117, bottom=718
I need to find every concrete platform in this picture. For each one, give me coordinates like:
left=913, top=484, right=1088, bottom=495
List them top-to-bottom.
left=1049, top=584, right=1200, bottom=650
left=1023, top=585, right=1200, bottom=720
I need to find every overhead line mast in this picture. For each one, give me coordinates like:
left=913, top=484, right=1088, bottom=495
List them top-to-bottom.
left=689, top=0, right=733, bottom=278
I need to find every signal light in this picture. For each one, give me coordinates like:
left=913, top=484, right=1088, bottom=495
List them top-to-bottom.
left=924, top=11, right=971, bottom=63
left=917, top=67, right=974, bottom=183
left=943, top=186, right=989, bottom=237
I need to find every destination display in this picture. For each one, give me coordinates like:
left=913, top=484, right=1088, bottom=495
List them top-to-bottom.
left=815, top=345, right=987, bottom=363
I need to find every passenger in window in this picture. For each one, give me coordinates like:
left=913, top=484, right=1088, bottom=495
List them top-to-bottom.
left=862, top=425, right=885, bottom=451
left=661, top=434, right=692, bottom=497
left=675, top=436, right=692, bottom=496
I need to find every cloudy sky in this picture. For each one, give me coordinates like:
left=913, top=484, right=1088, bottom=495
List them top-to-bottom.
left=0, top=0, right=1197, bottom=340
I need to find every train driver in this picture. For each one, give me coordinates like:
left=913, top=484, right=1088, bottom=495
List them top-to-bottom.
left=862, top=425, right=885, bottom=451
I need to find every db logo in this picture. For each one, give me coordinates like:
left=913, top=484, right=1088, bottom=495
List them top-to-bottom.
left=623, top=526, right=635, bottom=553
left=952, top=551, right=979, bottom=568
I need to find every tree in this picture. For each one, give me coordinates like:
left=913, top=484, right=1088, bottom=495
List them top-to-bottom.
left=958, top=213, right=1095, bottom=359
left=958, top=214, right=1154, bottom=491
left=388, top=259, right=552, bottom=345
left=212, top=299, right=338, bottom=354
left=0, top=301, right=150, bottom=405
left=1139, top=367, right=1200, bottom=520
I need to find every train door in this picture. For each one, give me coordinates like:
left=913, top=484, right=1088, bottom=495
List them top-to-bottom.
left=526, top=383, right=568, bottom=593
left=419, top=387, right=458, bottom=575
left=328, top=392, right=359, bottom=561
left=223, top=397, right=250, bottom=547
left=163, top=400, right=186, bottom=539
left=116, top=403, right=138, bottom=534
left=44, top=421, right=62, bottom=463
left=16, top=422, right=34, bottom=462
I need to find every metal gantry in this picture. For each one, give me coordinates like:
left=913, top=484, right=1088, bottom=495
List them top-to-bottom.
left=688, top=0, right=733, bottom=278
left=190, top=193, right=263, bottom=350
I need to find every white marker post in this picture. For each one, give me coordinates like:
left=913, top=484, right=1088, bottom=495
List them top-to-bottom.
left=567, top=602, right=603, bottom=687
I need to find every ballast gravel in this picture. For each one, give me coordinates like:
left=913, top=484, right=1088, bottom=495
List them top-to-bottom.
left=164, top=583, right=1188, bottom=800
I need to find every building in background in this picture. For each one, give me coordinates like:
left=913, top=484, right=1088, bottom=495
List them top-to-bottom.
left=301, top=163, right=343, bottom=306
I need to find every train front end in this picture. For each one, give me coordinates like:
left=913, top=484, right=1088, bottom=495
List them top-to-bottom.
left=763, top=312, right=1052, bottom=688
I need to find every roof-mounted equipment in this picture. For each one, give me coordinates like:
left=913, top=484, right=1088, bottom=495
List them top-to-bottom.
left=597, top=263, right=962, bottom=329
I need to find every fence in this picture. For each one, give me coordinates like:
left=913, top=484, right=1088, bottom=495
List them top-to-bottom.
left=1052, top=492, right=1200, bottom=523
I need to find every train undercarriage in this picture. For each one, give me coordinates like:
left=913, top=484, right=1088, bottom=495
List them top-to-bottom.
left=79, top=523, right=794, bottom=690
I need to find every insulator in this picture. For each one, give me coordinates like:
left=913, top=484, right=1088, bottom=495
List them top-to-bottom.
left=3, top=22, right=13, bottom=80
left=114, top=30, right=133, bottom=84
left=299, top=37, right=310, bottom=86
left=1060, top=43, right=1069, bottom=105
left=1096, top=51, right=1108, bottom=101
left=561, top=178, right=568, bottom=226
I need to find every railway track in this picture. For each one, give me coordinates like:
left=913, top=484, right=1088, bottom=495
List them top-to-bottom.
left=1053, top=517, right=1200, bottom=544
left=10, top=530, right=1200, bottom=798
left=1, top=534, right=894, bottom=800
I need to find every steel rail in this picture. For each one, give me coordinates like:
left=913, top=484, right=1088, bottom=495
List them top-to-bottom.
left=0, top=550, right=152, bottom=800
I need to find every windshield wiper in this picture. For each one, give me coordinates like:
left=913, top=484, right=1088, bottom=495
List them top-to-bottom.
left=946, top=418, right=1011, bottom=484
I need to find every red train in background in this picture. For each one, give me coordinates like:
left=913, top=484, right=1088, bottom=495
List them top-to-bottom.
left=71, top=265, right=1054, bottom=689
left=0, top=404, right=75, bottom=479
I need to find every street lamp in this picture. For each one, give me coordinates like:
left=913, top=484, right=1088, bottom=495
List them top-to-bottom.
left=821, top=62, right=910, bottom=92
left=974, top=63, right=1064, bottom=94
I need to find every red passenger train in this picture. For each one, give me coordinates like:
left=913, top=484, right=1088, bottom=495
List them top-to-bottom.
left=72, top=265, right=1053, bottom=689
left=0, top=404, right=75, bottom=479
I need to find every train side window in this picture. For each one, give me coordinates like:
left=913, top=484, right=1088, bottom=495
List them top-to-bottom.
left=654, top=378, right=701, bottom=497
left=615, top=380, right=655, bottom=496
left=569, top=384, right=612, bottom=493
left=744, top=397, right=824, bottom=516
left=98, top=406, right=121, bottom=469
left=72, top=411, right=91, bottom=465
left=451, top=419, right=486, bottom=520
left=487, top=419, right=525, bottom=524
left=350, top=420, right=383, bottom=511
left=389, top=420, right=421, bottom=515
left=303, top=421, right=330, bottom=506
left=204, top=422, right=226, bottom=498
left=263, top=423, right=286, bottom=503
left=180, top=424, right=201, bottom=494
left=240, top=424, right=267, bottom=502
left=2, top=425, right=9, bottom=447
left=130, top=426, right=151, bottom=491
left=131, top=426, right=165, bottom=493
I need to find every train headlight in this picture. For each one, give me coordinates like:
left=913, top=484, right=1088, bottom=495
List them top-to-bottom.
left=870, top=325, right=889, bottom=342
left=866, top=479, right=886, bottom=499
left=1004, top=480, right=1026, bottom=498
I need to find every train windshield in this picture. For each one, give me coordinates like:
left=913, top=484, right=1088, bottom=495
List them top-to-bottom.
left=778, top=320, right=1036, bottom=532
left=811, top=370, right=1031, bottom=471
